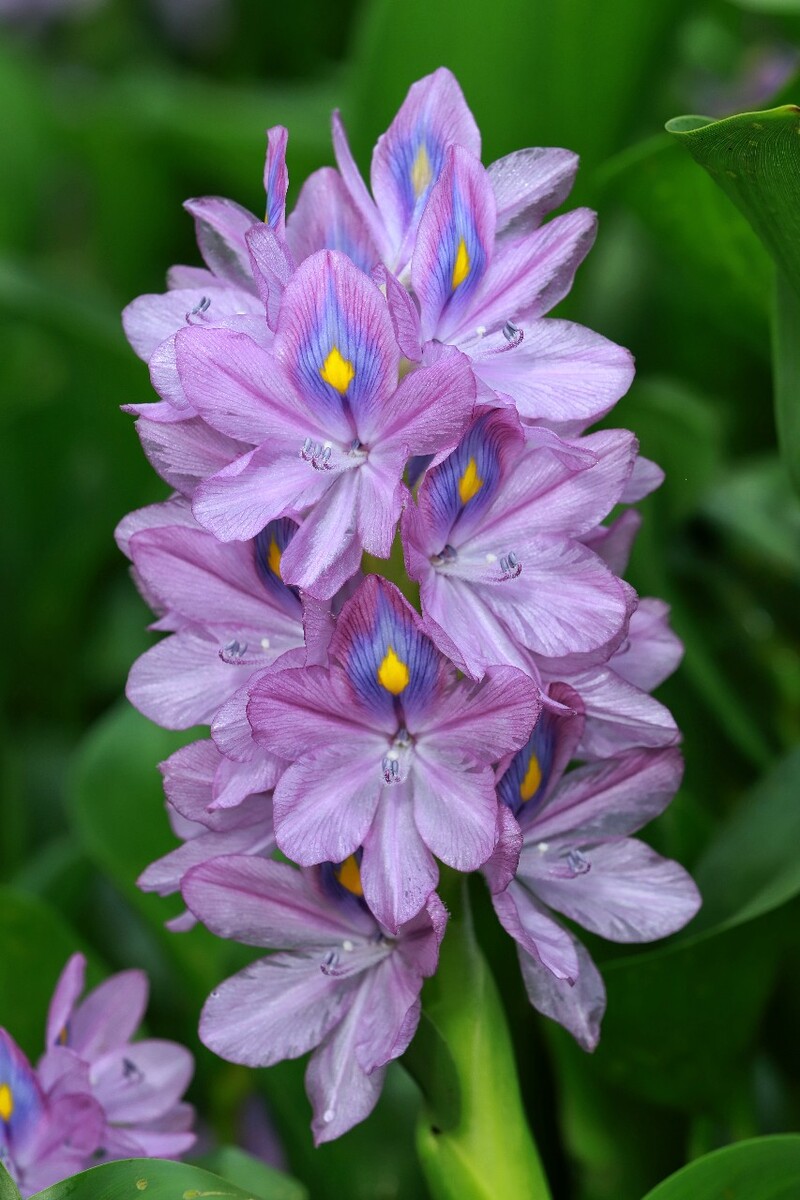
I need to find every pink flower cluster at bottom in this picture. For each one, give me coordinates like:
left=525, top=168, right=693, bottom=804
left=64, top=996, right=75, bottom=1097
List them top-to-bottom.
left=0, top=955, right=193, bottom=1194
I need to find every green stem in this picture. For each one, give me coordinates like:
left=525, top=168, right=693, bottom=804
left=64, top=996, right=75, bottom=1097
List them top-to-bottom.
left=414, top=873, right=552, bottom=1200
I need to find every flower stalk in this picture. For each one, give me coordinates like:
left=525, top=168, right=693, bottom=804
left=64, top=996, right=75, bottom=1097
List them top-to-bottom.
left=415, top=872, right=552, bottom=1200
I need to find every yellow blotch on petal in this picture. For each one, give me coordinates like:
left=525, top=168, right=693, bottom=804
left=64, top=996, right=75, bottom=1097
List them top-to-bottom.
left=411, top=144, right=433, bottom=199
left=452, top=238, right=470, bottom=289
left=320, top=346, right=355, bottom=394
left=458, top=457, right=483, bottom=505
left=268, top=537, right=282, bottom=579
left=377, top=645, right=410, bottom=695
left=519, top=753, right=542, bottom=803
left=336, top=855, right=364, bottom=897
left=0, top=1083, right=13, bottom=1122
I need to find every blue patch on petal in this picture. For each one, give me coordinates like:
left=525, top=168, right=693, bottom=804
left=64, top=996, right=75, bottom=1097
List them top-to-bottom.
left=391, top=130, right=446, bottom=236
left=431, top=179, right=487, bottom=324
left=294, top=279, right=387, bottom=433
left=425, top=412, right=505, bottom=544
left=254, top=518, right=302, bottom=615
left=343, top=583, right=440, bottom=722
left=498, top=709, right=557, bottom=819
left=317, top=852, right=371, bottom=915
left=0, top=1029, right=45, bottom=1156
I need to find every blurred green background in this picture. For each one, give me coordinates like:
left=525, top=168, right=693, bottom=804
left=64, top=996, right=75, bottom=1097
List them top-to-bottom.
left=2, top=0, right=800, bottom=1197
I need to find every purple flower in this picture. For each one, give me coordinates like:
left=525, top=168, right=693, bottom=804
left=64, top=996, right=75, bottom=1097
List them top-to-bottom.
left=332, top=68, right=481, bottom=275
left=122, top=126, right=289, bottom=423
left=390, top=144, right=634, bottom=433
left=178, top=250, right=476, bottom=598
left=403, top=407, right=636, bottom=674
left=118, top=498, right=308, bottom=731
left=247, top=575, right=541, bottom=931
left=549, top=598, right=683, bottom=759
left=486, top=693, right=701, bottom=1050
left=137, top=739, right=276, bottom=930
left=182, top=854, right=446, bottom=1144
left=41, top=953, right=195, bottom=1159
left=0, top=1029, right=103, bottom=1196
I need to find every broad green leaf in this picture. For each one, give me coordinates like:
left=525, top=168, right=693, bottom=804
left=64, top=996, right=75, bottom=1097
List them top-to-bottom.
left=346, top=0, right=688, bottom=172
left=727, top=0, right=800, bottom=10
left=0, top=44, right=50, bottom=251
left=666, top=105, right=800, bottom=294
left=667, top=105, right=800, bottom=491
left=599, top=137, right=771, bottom=351
left=0, top=259, right=126, bottom=357
left=773, top=269, right=800, bottom=494
left=619, top=377, right=775, bottom=770
left=701, top=456, right=800, bottom=581
left=68, top=700, right=233, bottom=996
left=584, top=746, right=800, bottom=1107
left=692, top=747, right=800, bottom=931
left=415, top=875, right=551, bottom=1200
left=0, top=888, right=91, bottom=1059
left=591, top=911, right=783, bottom=1108
left=401, top=1012, right=460, bottom=1133
left=546, top=1030, right=685, bottom=1200
left=258, top=1060, right=427, bottom=1200
left=642, top=1134, right=800, bottom=1200
left=194, top=1148, right=307, bottom=1200
left=30, top=1158, right=264, bottom=1200
left=0, top=1163, right=22, bottom=1200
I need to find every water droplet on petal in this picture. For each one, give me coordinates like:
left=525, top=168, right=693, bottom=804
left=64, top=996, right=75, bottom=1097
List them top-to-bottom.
left=323, top=1108, right=335, bottom=1124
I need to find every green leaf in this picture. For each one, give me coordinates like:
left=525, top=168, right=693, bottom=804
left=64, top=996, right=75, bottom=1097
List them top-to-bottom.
left=347, top=0, right=689, bottom=174
left=727, top=0, right=800, bottom=11
left=667, top=104, right=800, bottom=491
left=599, top=137, right=771, bottom=351
left=773, top=268, right=800, bottom=494
left=701, top=455, right=800, bottom=581
left=68, top=700, right=234, bottom=996
left=585, top=746, right=800, bottom=1108
left=692, top=746, right=800, bottom=931
left=415, top=875, right=551, bottom=1200
left=0, top=888, right=91, bottom=1059
left=592, top=912, right=782, bottom=1108
left=401, top=1011, right=461, bottom=1133
left=257, top=1060, right=427, bottom=1200
left=641, top=1134, right=800, bottom=1199
left=194, top=1148, right=308, bottom=1200
left=29, top=1158, right=265, bottom=1200
left=0, top=1163, right=22, bottom=1200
